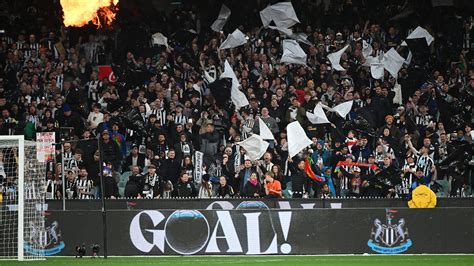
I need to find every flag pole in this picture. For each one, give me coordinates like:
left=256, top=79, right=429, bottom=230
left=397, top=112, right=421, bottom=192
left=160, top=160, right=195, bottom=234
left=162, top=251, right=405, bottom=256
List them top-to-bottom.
left=97, top=135, right=108, bottom=259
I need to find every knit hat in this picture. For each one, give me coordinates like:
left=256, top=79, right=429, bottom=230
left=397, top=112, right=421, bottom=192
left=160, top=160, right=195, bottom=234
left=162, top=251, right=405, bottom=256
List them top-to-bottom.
left=63, top=104, right=71, bottom=112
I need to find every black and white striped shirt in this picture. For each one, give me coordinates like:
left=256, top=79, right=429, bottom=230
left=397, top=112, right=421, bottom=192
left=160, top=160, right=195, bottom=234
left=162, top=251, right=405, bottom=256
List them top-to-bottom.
left=47, top=40, right=60, bottom=59
left=15, top=41, right=28, bottom=53
left=24, top=43, right=40, bottom=58
left=56, top=74, right=64, bottom=91
left=86, top=80, right=101, bottom=101
left=149, top=107, right=167, bottom=126
left=174, top=113, right=188, bottom=125
left=415, top=113, right=433, bottom=128
left=241, top=117, right=255, bottom=140
left=62, top=152, right=73, bottom=169
left=416, top=155, right=434, bottom=178
left=67, top=159, right=83, bottom=172
left=400, top=162, right=417, bottom=195
left=340, top=166, right=352, bottom=190
left=75, top=178, right=94, bottom=199
left=46, top=179, right=61, bottom=199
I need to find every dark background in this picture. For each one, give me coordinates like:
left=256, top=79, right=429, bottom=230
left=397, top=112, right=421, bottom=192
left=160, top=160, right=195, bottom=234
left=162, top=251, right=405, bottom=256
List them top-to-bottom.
left=44, top=207, right=474, bottom=255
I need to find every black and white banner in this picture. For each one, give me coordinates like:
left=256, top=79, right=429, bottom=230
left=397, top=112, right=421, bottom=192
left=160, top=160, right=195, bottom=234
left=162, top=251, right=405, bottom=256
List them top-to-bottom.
left=194, top=151, right=203, bottom=183
left=44, top=205, right=474, bottom=256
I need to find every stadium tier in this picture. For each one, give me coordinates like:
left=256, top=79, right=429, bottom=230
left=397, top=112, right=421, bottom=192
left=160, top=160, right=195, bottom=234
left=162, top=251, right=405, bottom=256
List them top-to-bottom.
left=0, top=0, right=473, bottom=262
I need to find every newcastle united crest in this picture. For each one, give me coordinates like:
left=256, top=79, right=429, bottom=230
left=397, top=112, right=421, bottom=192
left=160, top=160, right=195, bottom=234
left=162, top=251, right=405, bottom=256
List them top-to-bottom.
left=367, top=209, right=412, bottom=254
left=24, top=220, right=65, bottom=256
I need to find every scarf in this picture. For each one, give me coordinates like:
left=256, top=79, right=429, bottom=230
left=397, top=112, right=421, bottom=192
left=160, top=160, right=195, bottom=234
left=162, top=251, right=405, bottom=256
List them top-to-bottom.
left=249, top=178, right=258, bottom=186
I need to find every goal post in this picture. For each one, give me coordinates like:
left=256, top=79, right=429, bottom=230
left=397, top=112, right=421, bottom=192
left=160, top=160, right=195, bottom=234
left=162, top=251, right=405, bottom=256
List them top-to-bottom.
left=0, top=135, right=46, bottom=261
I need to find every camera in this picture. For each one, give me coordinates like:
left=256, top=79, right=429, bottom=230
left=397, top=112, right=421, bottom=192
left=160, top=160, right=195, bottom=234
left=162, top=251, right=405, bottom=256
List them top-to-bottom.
left=75, top=244, right=86, bottom=258
left=91, top=244, right=100, bottom=258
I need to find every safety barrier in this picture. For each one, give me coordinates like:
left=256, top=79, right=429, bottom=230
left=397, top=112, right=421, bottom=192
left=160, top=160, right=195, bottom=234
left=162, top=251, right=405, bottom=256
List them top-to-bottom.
left=38, top=206, right=474, bottom=256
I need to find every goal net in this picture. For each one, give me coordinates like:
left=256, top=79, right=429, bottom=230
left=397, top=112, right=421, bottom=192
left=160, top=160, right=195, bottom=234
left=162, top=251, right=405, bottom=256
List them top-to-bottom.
left=0, top=136, right=46, bottom=261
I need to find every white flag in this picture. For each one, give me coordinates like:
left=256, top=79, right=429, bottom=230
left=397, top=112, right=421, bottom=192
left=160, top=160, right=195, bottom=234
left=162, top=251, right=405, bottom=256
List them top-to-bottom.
left=260, top=2, right=300, bottom=29
left=211, top=4, right=231, bottom=32
left=269, top=25, right=293, bottom=36
left=269, top=26, right=312, bottom=45
left=402, top=26, right=434, bottom=46
left=219, top=29, right=247, bottom=49
left=151, top=32, right=168, bottom=48
left=291, top=32, right=312, bottom=45
left=280, top=39, right=307, bottom=65
left=362, top=40, right=373, bottom=59
left=327, top=45, right=349, bottom=71
left=383, top=48, right=405, bottom=78
left=404, top=50, right=413, bottom=66
left=365, top=51, right=385, bottom=79
left=220, top=60, right=249, bottom=109
left=370, top=62, right=385, bottom=79
left=203, top=70, right=216, bottom=83
left=392, top=82, right=403, bottom=105
left=332, top=100, right=353, bottom=118
left=306, top=103, right=330, bottom=124
left=258, top=117, right=274, bottom=140
left=287, top=121, right=312, bottom=158
left=238, top=134, right=269, bottom=161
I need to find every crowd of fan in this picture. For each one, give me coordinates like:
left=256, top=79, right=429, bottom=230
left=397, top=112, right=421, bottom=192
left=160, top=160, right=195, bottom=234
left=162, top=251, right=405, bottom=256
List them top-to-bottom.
left=0, top=1, right=473, bottom=200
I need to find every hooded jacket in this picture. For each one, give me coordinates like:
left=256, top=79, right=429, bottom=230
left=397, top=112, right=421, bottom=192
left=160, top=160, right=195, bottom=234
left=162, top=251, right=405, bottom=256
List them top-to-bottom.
left=408, top=184, right=437, bottom=208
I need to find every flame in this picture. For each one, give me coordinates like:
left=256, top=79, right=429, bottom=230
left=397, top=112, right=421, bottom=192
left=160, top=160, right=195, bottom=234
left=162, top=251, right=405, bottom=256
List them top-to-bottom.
left=61, top=0, right=119, bottom=28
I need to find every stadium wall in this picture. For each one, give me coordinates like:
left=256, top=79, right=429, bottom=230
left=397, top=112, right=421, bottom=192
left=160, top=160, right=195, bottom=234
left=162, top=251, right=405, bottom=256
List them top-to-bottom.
left=44, top=197, right=474, bottom=210
left=42, top=206, right=474, bottom=256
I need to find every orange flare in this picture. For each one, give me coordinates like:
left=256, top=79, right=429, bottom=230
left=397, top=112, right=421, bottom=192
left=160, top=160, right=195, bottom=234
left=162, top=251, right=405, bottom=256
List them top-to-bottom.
left=61, top=0, right=118, bottom=28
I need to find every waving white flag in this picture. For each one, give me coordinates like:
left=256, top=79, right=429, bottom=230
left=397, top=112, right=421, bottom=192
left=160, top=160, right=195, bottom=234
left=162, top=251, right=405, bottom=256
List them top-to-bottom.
left=260, top=2, right=300, bottom=29
left=211, top=4, right=231, bottom=32
left=269, top=26, right=312, bottom=45
left=402, top=26, right=434, bottom=46
left=219, top=29, right=247, bottom=49
left=151, top=32, right=169, bottom=48
left=280, top=39, right=307, bottom=65
left=362, top=40, right=373, bottom=59
left=327, top=45, right=349, bottom=71
left=383, top=48, right=405, bottom=78
left=220, top=60, right=249, bottom=109
left=370, top=62, right=385, bottom=79
left=332, top=100, right=353, bottom=118
left=306, top=103, right=330, bottom=124
left=258, top=117, right=274, bottom=140
left=287, top=121, right=312, bottom=158
left=238, top=134, right=269, bottom=161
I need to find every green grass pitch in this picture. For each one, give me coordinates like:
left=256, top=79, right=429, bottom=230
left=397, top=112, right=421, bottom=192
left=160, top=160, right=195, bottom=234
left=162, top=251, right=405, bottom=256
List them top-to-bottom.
left=2, top=255, right=474, bottom=266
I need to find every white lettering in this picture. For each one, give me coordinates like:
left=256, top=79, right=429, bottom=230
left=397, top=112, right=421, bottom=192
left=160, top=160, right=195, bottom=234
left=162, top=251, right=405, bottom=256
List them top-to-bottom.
left=129, top=210, right=165, bottom=253
left=205, top=211, right=243, bottom=253
left=243, top=212, right=277, bottom=254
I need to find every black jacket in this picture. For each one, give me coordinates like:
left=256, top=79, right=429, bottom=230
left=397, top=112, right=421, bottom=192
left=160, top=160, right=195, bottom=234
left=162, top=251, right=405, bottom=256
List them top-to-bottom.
left=76, top=139, right=98, bottom=165
left=99, top=140, right=121, bottom=169
left=122, top=154, right=146, bottom=173
left=162, top=158, right=181, bottom=184
left=289, top=163, right=310, bottom=193
left=124, top=174, right=144, bottom=198
left=103, top=175, right=120, bottom=198
left=173, top=181, right=197, bottom=197
left=242, top=181, right=262, bottom=198
left=217, top=184, right=234, bottom=198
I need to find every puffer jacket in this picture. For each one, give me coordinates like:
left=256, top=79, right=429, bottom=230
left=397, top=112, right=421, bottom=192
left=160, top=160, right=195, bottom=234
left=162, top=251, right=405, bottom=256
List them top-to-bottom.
left=408, top=185, right=437, bottom=208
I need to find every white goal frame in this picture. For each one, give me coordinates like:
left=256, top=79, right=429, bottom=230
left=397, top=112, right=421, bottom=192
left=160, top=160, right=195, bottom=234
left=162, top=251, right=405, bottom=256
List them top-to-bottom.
left=0, top=135, right=25, bottom=260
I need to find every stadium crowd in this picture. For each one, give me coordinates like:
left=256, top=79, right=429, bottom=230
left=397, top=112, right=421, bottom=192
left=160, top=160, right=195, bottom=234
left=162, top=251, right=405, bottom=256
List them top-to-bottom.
left=0, top=0, right=473, bottom=200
